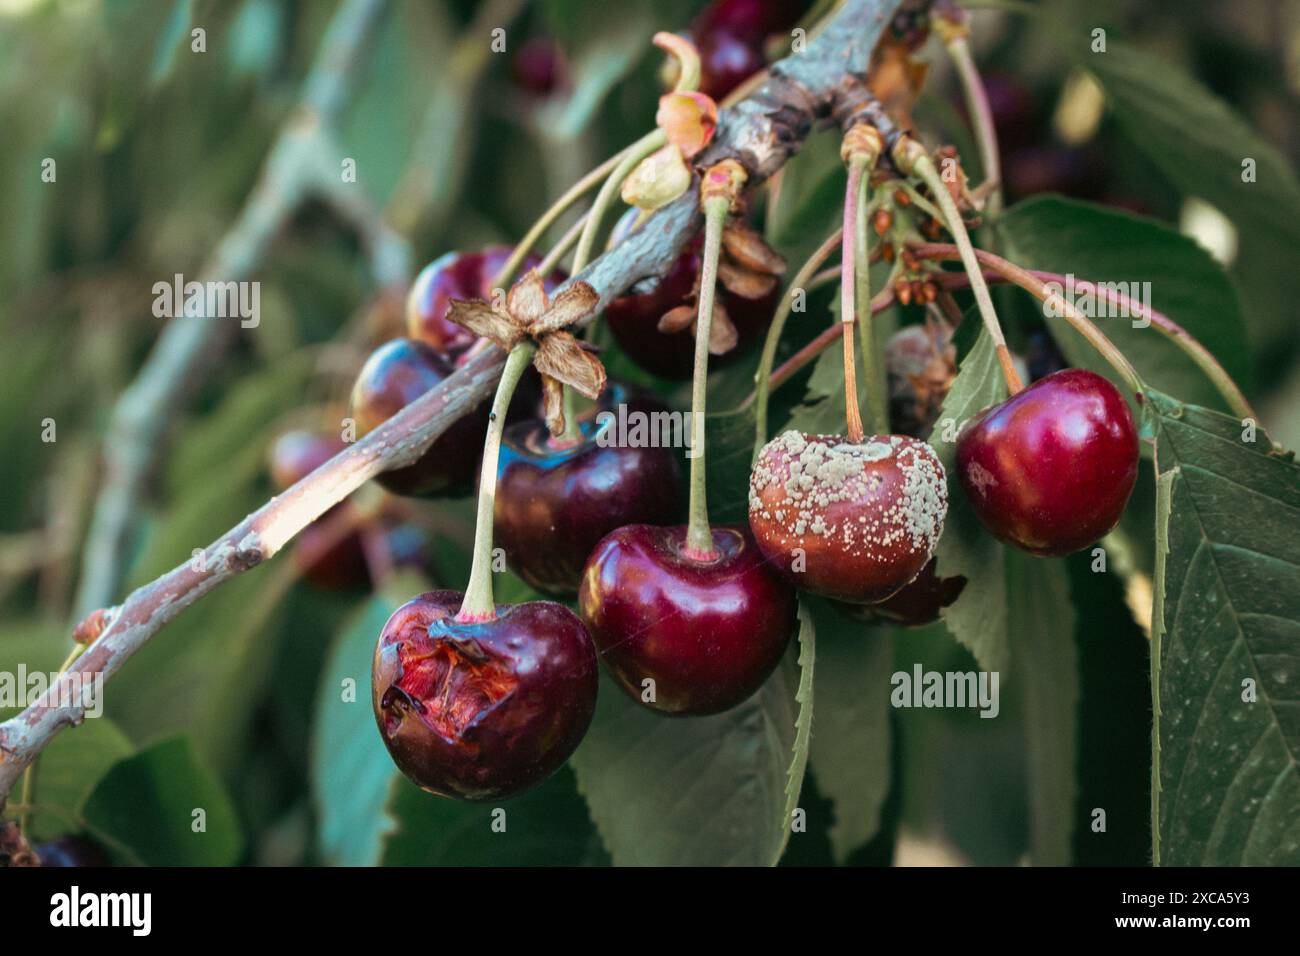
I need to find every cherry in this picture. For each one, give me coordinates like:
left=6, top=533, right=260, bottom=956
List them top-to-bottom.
left=696, top=30, right=767, bottom=101
left=512, top=38, right=568, bottom=98
left=603, top=232, right=779, bottom=379
left=406, top=247, right=563, bottom=357
left=349, top=338, right=489, bottom=497
left=956, top=368, right=1139, bottom=556
left=495, top=386, right=684, bottom=595
left=748, top=431, right=948, bottom=604
left=578, top=524, right=797, bottom=716
left=838, top=558, right=966, bottom=628
left=372, top=589, right=597, bottom=801
left=36, top=835, right=111, bottom=868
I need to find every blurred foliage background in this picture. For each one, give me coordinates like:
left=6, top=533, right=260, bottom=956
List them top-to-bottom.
left=1, top=0, right=1298, bottom=866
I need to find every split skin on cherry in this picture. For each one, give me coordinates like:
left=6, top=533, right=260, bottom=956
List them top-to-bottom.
left=372, top=589, right=598, bottom=802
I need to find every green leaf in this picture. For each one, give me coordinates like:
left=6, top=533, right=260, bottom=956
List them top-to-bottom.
left=148, top=0, right=193, bottom=87
left=1073, top=39, right=1300, bottom=249
left=765, top=130, right=845, bottom=270
left=996, top=195, right=1253, bottom=411
left=927, top=326, right=1009, bottom=673
left=1148, top=390, right=1300, bottom=865
left=705, top=403, right=758, bottom=524
left=1006, top=550, right=1078, bottom=865
left=311, top=593, right=402, bottom=866
left=805, top=599, right=894, bottom=862
left=776, top=601, right=816, bottom=863
left=571, top=651, right=801, bottom=866
left=28, top=719, right=135, bottom=842
left=81, top=737, right=243, bottom=866
left=383, top=768, right=607, bottom=866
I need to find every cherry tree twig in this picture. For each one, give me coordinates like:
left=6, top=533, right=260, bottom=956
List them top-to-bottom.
left=0, top=0, right=910, bottom=811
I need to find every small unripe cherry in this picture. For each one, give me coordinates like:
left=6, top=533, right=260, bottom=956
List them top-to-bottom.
left=748, top=431, right=948, bottom=603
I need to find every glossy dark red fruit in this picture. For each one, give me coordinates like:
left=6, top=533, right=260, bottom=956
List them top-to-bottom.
left=691, top=0, right=809, bottom=99
left=512, top=37, right=567, bottom=98
left=603, top=234, right=779, bottom=379
left=407, top=247, right=562, bottom=358
left=349, top=338, right=488, bottom=497
left=956, top=368, right=1139, bottom=556
left=495, top=387, right=684, bottom=595
left=748, top=431, right=948, bottom=603
left=578, top=524, right=797, bottom=716
left=839, top=558, right=966, bottom=628
left=373, top=589, right=598, bottom=801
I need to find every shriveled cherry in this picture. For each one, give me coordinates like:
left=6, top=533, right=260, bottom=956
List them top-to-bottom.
left=885, top=323, right=956, bottom=439
left=349, top=338, right=488, bottom=497
left=956, top=368, right=1139, bottom=556
left=495, top=386, right=684, bottom=595
left=748, top=431, right=948, bottom=603
left=578, top=524, right=797, bottom=716
left=839, top=558, right=966, bottom=628
left=373, top=589, right=598, bottom=801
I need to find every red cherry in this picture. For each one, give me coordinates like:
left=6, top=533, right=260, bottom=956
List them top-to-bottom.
left=696, top=30, right=767, bottom=101
left=512, top=37, right=567, bottom=98
left=603, top=234, right=779, bottom=380
left=406, top=247, right=563, bottom=357
left=349, top=338, right=489, bottom=497
left=956, top=368, right=1139, bottom=556
left=495, top=387, right=684, bottom=595
left=268, top=429, right=344, bottom=489
left=748, top=431, right=948, bottom=603
left=578, top=524, right=797, bottom=716
left=838, top=558, right=966, bottom=628
left=372, top=590, right=598, bottom=801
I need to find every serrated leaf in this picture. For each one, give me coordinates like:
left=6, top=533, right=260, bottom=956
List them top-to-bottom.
left=1073, top=39, right=1300, bottom=248
left=996, top=195, right=1252, bottom=411
left=927, top=326, right=1009, bottom=673
left=1148, top=390, right=1300, bottom=865
left=1006, top=550, right=1077, bottom=865
left=311, top=593, right=402, bottom=866
left=805, top=598, right=893, bottom=863
left=775, top=600, right=816, bottom=863
left=571, top=651, right=800, bottom=866
left=81, top=737, right=243, bottom=866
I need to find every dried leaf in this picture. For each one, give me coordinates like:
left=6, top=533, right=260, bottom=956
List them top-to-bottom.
left=722, top=222, right=786, bottom=275
left=718, top=261, right=778, bottom=299
left=507, top=271, right=549, bottom=326
left=529, top=281, right=599, bottom=334
left=446, top=299, right=520, bottom=349
left=707, top=300, right=738, bottom=355
left=657, top=304, right=697, bottom=334
left=534, top=330, right=606, bottom=400
left=541, top=374, right=566, bottom=437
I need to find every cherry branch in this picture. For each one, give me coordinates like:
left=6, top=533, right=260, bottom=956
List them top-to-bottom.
left=0, top=0, right=912, bottom=812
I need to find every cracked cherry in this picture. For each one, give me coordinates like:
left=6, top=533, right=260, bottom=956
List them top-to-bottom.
left=407, top=247, right=563, bottom=358
left=349, top=338, right=488, bottom=497
left=956, top=368, right=1139, bottom=557
left=495, top=385, right=684, bottom=595
left=748, top=431, right=948, bottom=603
left=578, top=524, right=797, bottom=716
left=373, top=589, right=598, bottom=801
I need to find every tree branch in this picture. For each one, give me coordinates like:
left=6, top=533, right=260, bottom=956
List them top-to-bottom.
left=0, top=0, right=907, bottom=811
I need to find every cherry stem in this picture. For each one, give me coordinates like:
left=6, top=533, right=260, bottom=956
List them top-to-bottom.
left=944, top=34, right=1002, bottom=217
left=572, top=128, right=668, bottom=280
left=489, top=145, right=634, bottom=290
left=905, top=145, right=1023, bottom=394
left=852, top=156, right=887, bottom=435
left=840, top=160, right=867, bottom=443
left=685, top=195, right=731, bottom=560
left=752, top=229, right=843, bottom=462
left=910, top=243, right=1147, bottom=398
left=456, top=344, right=536, bottom=623
left=17, top=642, right=86, bottom=839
